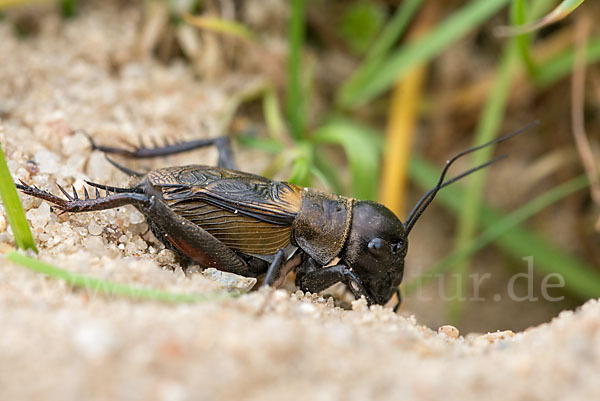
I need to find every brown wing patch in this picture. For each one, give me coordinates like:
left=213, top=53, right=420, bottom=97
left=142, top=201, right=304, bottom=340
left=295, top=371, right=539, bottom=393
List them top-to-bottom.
left=171, top=201, right=293, bottom=255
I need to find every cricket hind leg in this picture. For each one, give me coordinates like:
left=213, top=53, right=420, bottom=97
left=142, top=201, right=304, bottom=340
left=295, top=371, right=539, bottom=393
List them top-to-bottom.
left=85, top=131, right=237, bottom=169
left=16, top=180, right=149, bottom=213
left=17, top=180, right=251, bottom=276
left=138, top=194, right=253, bottom=275
left=144, top=211, right=249, bottom=273
left=144, top=214, right=195, bottom=269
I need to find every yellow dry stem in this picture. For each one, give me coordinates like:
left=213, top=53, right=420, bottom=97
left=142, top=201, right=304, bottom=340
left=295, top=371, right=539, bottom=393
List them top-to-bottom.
left=380, top=4, right=437, bottom=218
left=380, top=66, right=427, bottom=218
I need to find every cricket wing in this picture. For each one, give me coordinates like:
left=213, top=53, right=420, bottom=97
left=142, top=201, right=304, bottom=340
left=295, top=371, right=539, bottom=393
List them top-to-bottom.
left=150, top=166, right=303, bottom=255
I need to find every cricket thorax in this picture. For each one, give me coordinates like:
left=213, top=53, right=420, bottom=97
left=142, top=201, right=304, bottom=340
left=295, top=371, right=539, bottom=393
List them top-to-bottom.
left=292, top=189, right=354, bottom=265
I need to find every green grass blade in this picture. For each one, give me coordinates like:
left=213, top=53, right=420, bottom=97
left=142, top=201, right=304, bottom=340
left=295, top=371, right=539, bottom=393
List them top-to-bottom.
left=59, top=0, right=76, bottom=18
left=286, top=0, right=307, bottom=140
left=337, top=0, right=510, bottom=109
left=342, top=0, right=423, bottom=96
left=365, top=0, right=423, bottom=63
left=496, top=0, right=585, bottom=36
left=506, top=0, right=585, bottom=81
left=513, top=0, right=539, bottom=78
left=531, top=0, right=562, bottom=16
left=338, top=2, right=386, bottom=55
left=535, top=36, right=600, bottom=88
left=263, top=87, right=286, bottom=142
left=312, top=118, right=382, bottom=200
left=236, top=135, right=284, bottom=154
left=287, top=141, right=314, bottom=187
left=0, top=143, right=37, bottom=252
left=314, top=152, right=344, bottom=195
left=289, top=155, right=311, bottom=187
left=409, top=157, right=600, bottom=299
left=308, top=164, right=333, bottom=191
left=404, top=174, right=590, bottom=294
left=5, top=251, right=237, bottom=303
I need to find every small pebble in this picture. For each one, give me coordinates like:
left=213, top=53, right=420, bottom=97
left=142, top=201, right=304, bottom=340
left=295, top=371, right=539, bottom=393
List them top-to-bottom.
left=62, top=131, right=90, bottom=156
left=35, top=149, right=60, bottom=174
left=86, top=151, right=111, bottom=180
left=37, top=202, right=51, bottom=219
left=129, top=210, right=145, bottom=224
left=88, top=221, right=103, bottom=236
left=83, top=236, right=104, bottom=252
left=134, top=237, right=148, bottom=251
left=202, top=268, right=257, bottom=292
left=351, top=297, right=369, bottom=312
left=298, top=302, right=317, bottom=314
left=72, top=321, right=115, bottom=361
left=438, top=325, right=460, bottom=339
left=483, top=330, right=515, bottom=343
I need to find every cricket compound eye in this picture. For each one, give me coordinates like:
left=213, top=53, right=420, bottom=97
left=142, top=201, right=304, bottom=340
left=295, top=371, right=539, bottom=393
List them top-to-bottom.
left=367, top=238, right=386, bottom=257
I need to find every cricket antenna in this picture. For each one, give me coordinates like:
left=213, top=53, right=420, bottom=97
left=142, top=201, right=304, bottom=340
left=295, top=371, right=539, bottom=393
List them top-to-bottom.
left=403, top=121, right=538, bottom=235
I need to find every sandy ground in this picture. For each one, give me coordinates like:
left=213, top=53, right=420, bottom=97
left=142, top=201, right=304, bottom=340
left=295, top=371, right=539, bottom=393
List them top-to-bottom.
left=1, top=3, right=600, bottom=401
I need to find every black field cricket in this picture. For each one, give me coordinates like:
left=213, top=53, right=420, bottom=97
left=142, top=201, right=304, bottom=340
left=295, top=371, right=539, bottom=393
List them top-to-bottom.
left=16, top=123, right=536, bottom=310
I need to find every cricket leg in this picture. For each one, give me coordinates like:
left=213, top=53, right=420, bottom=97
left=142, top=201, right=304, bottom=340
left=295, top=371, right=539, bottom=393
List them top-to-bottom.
left=86, top=132, right=237, bottom=169
left=16, top=181, right=149, bottom=213
left=138, top=193, right=251, bottom=274
left=262, top=249, right=303, bottom=288
left=297, top=264, right=375, bottom=304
